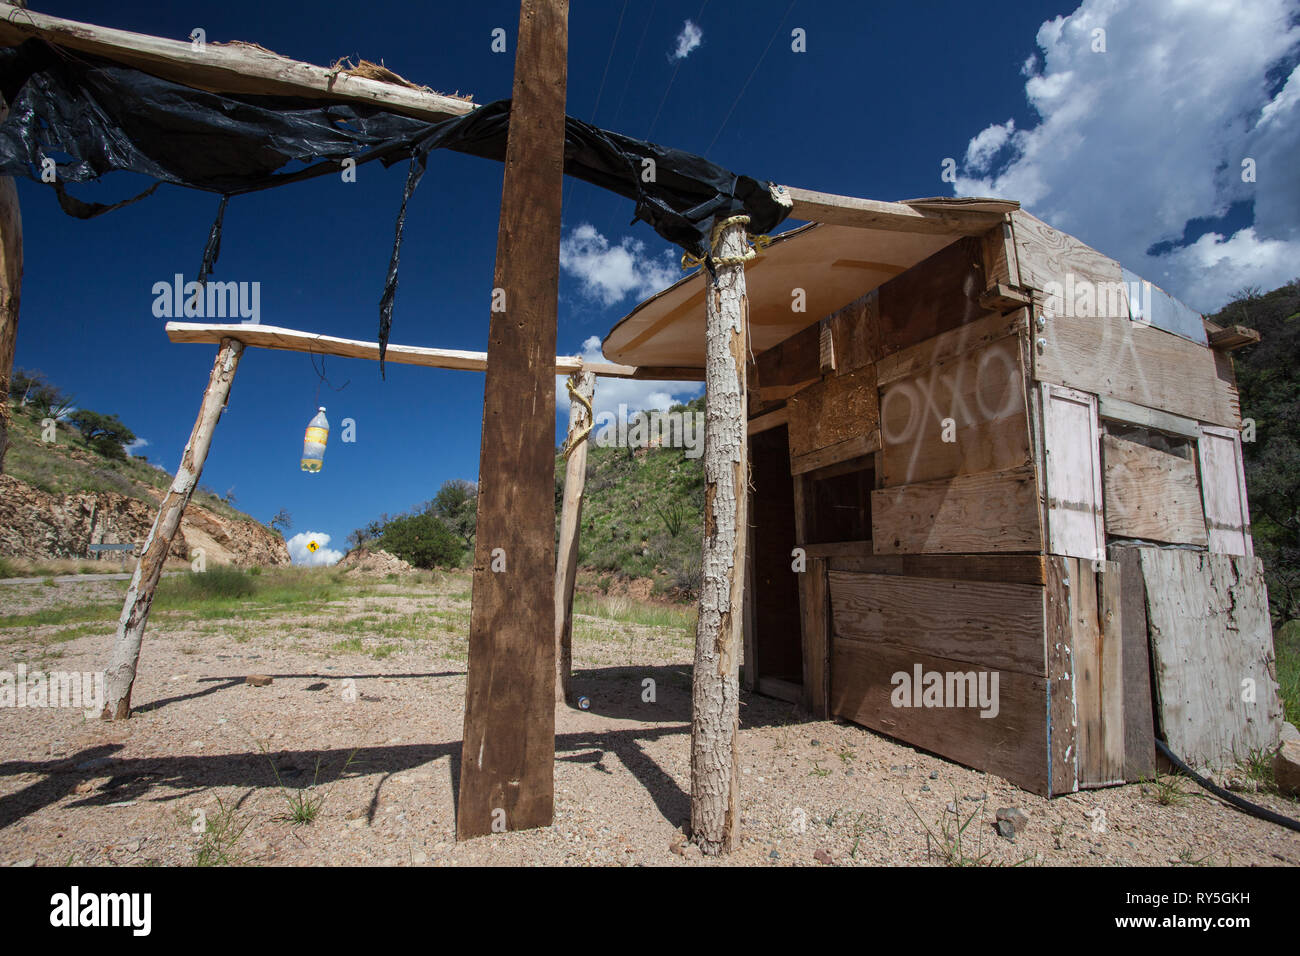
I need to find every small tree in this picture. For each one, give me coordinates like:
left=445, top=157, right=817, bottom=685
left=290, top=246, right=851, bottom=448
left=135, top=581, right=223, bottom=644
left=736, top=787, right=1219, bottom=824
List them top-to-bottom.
left=67, top=409, right=136, bottom=460
left=431, top=479, right=478, bottom=548
left=269, top=509, right=292, bottom=536
left=377, top=512, right=464, bottom=569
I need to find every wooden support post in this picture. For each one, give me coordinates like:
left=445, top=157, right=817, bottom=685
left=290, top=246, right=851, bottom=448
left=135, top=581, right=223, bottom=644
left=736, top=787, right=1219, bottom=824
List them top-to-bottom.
left=457, top=0, right=569, bottom=840
left=0, top=96, right=22, bottom=474
left=690, top=220, right=750, bottom=855
left=101, top=338, right=243, bottom=718
left=555, top=369, right=595, bottom=704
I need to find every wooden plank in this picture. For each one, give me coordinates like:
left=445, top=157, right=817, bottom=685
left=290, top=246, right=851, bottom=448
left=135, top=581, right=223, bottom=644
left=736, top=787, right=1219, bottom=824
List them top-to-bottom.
left=458, top=0, right=568, bottom=842
left=0, top=3, right=476, bottom=121
left=0, top=93, right=19, bottom=473
left=783, top=187, right=1013, bottom=236
left=1012, top=210, right=1126, bottom=307
left=981, top=222, right=1016, bottom=288
left=877, top=236, right=993, bottom=355
left=978, top=283, right=1033, bottom=313
left=825, top=291, right=879, bottom=374
left=875, top=309, right=1028, bottom=386
left=1034, top=311, right=1240, bottom=429
left=753, top=320, right=821, bottom=392
left=165, top=322, right=640, bottom=378
left=1207, top=324, right=1260, bottom=351
left=879, top=335, right=1029, bottom=487
left=103, top=339, right=243, bottom=718
left=787, top=365, right=878, bottom=459
left=554, top=370, right=594, bottom=704
left=1041, top=384, right=1104, bottom=561
left=1097, top=395, right=1199, bottom=439
left=746, top=406, right=789, bottom=436
left=1197, top=424, right=1253, bottom=557
left=790, top=432, right=880, bottom=476
left=1101, top=434, right=1207, bottom=545
left=872, top=464, right=1040, bottom=554
left=1108, top=544, right=1156, bottom=781
left=1141, top=550, right=1283, bottom=770
left=824, top=551, right=1046, bottom=585
left=1044, top=556, right=1079, bottom=793
left=800, top=557, right=830, bottom=717
left=1071, top=560, right=1125, bottom=786
left=828, top=571, right=1046, bottom=676
left=830, top=639, right=1050, bottom=794
left=756, top=677, right=801, bottom=704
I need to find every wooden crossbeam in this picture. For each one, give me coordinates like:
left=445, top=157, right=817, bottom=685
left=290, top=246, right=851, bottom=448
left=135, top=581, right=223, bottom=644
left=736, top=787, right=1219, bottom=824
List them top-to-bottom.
left=0, top=3, right=476, bottom=121
left=783, top=187, right=1013, bottom=236
left=164, top=322, right=639, bottom=378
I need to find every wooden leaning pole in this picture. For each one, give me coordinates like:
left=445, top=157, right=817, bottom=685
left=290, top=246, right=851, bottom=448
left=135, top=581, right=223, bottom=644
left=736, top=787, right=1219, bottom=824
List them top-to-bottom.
left=456, top=0, right=569, bottom=840
left=0, top=96, right=21, bottom=474
left=690, top=218, right=751, bottom=855
left=101, top=338, right=243, bottom=718
left=555, top=369, right=595, bottom=703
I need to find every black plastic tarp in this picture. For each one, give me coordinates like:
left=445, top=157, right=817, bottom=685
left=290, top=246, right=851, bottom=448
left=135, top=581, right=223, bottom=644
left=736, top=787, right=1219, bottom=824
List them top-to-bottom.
left=0, top=39, right=790, bottom=371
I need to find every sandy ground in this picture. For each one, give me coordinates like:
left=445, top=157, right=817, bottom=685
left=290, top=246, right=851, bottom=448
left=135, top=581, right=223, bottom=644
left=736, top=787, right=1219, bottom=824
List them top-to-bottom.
left=1, top=575, right=1298, bottom=867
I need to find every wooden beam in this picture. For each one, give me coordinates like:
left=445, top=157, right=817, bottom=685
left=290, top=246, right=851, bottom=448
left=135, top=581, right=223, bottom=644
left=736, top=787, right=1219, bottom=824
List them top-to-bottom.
left=457, top=0, right=568, bottom=842
left=0, top=3, right=475, bottom=121
left=0, top=95, right=19, bottom=473
left=782, top=187, right=1011, bottom=236
left=690, top=218, right=750, bottom=856
left=165, top=322, right=638, bottom=378
left=1206, top=323, right=1260, bottom=351
left=102, top=338, right=243, bottom=718
left=554, top=370, right=594, bottom=704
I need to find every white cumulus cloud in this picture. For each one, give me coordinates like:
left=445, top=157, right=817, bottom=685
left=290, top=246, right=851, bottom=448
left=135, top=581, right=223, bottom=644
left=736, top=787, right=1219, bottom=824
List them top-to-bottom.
left=953, top=0, right=1300, bottom=312
left=670, top=20, right=703, bottom=61
left=560, top=223, right=679, bottom=306
left=125, top=437, right=149, bottom=457
left=287, top=531, right=343, bottom=567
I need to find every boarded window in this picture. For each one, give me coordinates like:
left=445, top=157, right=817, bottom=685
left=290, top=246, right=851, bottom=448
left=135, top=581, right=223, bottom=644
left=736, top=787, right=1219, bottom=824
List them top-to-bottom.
left=1042, top=384, right=1104, bottom=560
left=1197, top=424, right=1252, bottom=557
left=805, top=459, right=874, bottom=545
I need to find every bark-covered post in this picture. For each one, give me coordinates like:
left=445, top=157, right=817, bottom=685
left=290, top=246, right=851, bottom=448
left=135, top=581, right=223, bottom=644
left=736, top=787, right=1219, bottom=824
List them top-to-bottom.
left=0, top=96, right=23, bottom=474
left=690, top=218, right=751, bottom=855
left=102, top=338, right=243, bottom=718
left=555, top=368, right=595, bottom=703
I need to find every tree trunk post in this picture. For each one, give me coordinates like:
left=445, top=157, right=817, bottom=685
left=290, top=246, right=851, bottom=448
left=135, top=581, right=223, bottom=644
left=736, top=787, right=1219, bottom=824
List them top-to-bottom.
left=457, top=0, right=569, bottom=840
left=0, top=96, right=23, bottom=474
left=690, top=218, right=751, bottom=855
left=102, top=337, right=243, bottom=719
left=555, top=368, right=595, bottom=704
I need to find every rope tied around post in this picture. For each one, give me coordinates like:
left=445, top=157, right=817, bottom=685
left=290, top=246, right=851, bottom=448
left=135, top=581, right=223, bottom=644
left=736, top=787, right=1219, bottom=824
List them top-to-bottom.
left=679, top=213, right=773, bottom=272
left=561, top=375, right=594, bottom=460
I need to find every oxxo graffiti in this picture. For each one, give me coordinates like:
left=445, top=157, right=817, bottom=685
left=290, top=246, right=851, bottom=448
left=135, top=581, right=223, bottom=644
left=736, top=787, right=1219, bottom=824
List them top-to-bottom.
left=879, top=337, right=1020, bottom=484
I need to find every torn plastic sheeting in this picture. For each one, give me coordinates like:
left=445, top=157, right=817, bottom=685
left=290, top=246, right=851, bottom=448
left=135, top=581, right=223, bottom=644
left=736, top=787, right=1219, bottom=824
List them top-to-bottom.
left=0, top=39, right=791, bottom=373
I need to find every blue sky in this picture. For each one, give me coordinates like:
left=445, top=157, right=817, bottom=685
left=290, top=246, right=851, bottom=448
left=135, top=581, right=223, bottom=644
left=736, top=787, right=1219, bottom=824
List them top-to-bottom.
left=12, top=0, right=1299, bottom=562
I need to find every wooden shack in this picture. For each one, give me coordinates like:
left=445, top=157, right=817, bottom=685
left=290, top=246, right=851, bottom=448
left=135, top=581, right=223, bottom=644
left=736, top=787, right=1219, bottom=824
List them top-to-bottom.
left=603, top=201, right=1283, bottom=795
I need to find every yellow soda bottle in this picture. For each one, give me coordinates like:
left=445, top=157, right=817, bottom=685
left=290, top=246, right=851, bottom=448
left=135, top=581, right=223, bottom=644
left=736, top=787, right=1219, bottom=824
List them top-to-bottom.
left=300, top=407, right=329, bottom=472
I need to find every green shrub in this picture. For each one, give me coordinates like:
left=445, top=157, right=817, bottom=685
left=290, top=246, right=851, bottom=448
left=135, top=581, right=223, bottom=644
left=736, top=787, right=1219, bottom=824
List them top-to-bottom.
left=378, top=512, right=464, bottom=569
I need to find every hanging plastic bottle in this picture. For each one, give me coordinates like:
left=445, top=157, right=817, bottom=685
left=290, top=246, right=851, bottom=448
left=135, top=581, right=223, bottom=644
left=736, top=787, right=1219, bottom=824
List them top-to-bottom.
left=300, top=407, right=329, bottom=473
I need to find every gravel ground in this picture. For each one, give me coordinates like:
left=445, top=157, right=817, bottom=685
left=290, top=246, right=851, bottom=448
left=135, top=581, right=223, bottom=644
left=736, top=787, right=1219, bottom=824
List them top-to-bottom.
left=1, top=576, right=1298, bottom=867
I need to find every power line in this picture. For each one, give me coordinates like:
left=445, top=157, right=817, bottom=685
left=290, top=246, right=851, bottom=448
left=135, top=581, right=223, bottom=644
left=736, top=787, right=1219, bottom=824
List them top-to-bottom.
left=703, top=0, right=798, bottom=157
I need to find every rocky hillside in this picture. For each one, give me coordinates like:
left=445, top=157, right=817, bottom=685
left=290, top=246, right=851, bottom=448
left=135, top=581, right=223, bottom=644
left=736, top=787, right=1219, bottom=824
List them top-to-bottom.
left=1, top=403, right=288, bottom=567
